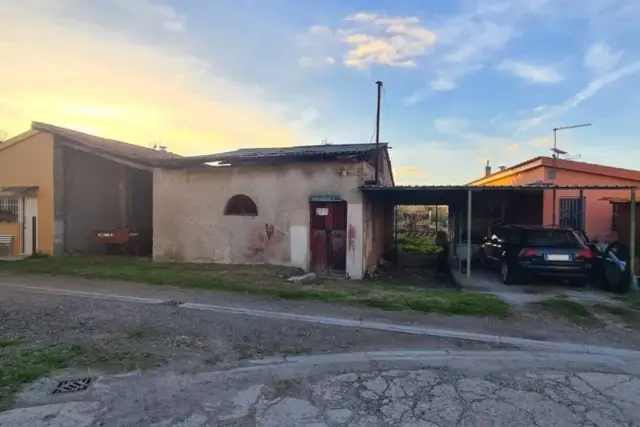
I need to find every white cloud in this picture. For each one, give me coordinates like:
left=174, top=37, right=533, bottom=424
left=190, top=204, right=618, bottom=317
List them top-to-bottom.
left=0, top=0, right=313, bottom=153
left=113, top=0, right=186, bottom=32
left=305, top=13, right=437, bottom=69
left=309, top=25, right=333, bottom=37
left=584, top=41, right=623, bottom=74
left=298, top=56, right=335, bottom=68
left=497, top=60, right=563, bottom=84
left=518, top=60, right=640, bottom=131
left=430, top=74, right=458, bottom=91
left=434, top=117, right=468, bottom=135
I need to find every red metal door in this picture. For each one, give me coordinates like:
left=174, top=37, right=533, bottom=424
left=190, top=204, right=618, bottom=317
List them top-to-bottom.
left=310, top=201, right=347, bottom=275
left=310, top=202, right=329, bottom=275
left=329, top=202, right=347, bottom=272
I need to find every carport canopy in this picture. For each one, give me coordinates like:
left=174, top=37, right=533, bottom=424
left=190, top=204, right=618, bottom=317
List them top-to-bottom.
left=360, top=184, right=638, bottom=290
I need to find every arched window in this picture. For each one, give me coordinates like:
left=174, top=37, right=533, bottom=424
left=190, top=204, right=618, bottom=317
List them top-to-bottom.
left=224, top=194, right=258, bottom=216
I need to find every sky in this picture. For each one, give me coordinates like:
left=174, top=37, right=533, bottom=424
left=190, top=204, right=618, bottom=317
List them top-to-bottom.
left=2, top=0, right=640, bottom=184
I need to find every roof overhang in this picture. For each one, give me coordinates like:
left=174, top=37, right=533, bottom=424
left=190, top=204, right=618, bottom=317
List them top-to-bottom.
left=159, top=144, right=389, bottom=169
left=361, top=184, right=638, bottom=206
left=0, top=186, right=38, bottom=196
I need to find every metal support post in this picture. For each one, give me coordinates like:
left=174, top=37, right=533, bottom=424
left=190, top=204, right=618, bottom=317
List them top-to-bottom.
left=630, top=188, right=636, bottom=291
left=579, top=189, right=585, bottom=230
left=466, top=190, right=472, bottom=278
left=458, top=212, right=463, bottom=273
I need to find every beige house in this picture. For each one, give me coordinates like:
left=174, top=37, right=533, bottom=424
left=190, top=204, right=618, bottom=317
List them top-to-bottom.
left=153, top=144, right=394, bottom=279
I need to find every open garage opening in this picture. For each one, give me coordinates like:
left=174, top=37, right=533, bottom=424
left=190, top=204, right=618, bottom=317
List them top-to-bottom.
left=361, top=185, right=637, bottom=294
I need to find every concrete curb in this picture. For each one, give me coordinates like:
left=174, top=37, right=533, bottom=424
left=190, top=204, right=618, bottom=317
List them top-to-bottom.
left=3, top=282, right=640, bottom=359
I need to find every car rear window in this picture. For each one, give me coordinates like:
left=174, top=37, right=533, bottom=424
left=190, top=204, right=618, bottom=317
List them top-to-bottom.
left=523, top=230, right=579, bottom=246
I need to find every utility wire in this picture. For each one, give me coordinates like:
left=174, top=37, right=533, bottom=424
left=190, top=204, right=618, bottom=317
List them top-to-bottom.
left=382, top=86, right=390, bottom=119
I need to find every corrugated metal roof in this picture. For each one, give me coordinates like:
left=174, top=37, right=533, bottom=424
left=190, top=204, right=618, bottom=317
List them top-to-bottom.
left=163, top=143, right=388, bottom=167
left=219, top=143, right=386, bottom=158
left=360, top=184, right=638, bottom=207
left=362, top=184, right=638, bottom=190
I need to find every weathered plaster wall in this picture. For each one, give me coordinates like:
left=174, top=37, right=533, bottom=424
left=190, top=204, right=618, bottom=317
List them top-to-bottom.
left=361, top=152, right=395, bottom=273
left=153, top=161, right=367, bottom=278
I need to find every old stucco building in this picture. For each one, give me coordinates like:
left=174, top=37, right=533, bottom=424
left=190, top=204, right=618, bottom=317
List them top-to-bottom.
left=153, top=144, right=394, bottom=279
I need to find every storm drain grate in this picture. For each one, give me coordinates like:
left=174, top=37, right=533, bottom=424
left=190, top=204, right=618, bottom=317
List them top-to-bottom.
left=160, top=300, right=183, bottom=307
left=52, top=377, right=93, bottom=395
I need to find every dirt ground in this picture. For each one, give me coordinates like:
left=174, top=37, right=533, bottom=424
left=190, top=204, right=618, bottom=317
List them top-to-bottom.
left=2, top=274, right=640, bottom=352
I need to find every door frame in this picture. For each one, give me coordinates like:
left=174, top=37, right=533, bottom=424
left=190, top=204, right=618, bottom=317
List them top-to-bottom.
left=22, top=196, right=38, bottom=255
left=309, top=199, right=348, bottom=276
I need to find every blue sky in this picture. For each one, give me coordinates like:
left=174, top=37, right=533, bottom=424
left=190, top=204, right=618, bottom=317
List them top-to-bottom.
left=2, top=0, right=640, bottom=184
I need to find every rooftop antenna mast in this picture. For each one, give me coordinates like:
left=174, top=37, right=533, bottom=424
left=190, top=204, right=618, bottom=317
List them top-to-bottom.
left=374, top=80, right=383, bottom=185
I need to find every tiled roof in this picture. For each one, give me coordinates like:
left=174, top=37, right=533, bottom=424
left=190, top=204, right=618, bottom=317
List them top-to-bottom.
left=31, top=122, right=177, bottom=166
left=469, top=156, right=640, bottom=185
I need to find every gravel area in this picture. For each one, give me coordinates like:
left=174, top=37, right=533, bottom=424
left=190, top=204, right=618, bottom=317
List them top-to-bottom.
left=3, top=275, right=640, bottom=351
left=0, top=285, right=508, bottom=373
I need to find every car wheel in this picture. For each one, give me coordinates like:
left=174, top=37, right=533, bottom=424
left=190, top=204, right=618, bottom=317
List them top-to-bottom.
left=478, top=250, right=488, bottom=269
left=501, top=261, right=518, bottom=285
left=569, top=278, right=588, bottom=288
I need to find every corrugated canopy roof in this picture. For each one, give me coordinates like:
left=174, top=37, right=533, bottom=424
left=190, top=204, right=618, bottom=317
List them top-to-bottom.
left=161, top=143, right=388, bottom=168
left=362, top=184, right=638, bottom=206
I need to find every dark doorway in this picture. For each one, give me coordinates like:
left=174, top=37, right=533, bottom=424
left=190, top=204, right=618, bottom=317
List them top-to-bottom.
left=310, top=201, right=347, bottom=276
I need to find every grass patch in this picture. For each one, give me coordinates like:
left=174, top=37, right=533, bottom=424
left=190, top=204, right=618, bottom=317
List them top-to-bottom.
left=397, top=233, right=442, bottom=254
left=0, top=257, right=508, bottom=318
left=623, top=293, right=640, bottom=311
left=533, top=298, right=593, bottom=321
left=593, top=303, right=640, bottom=327
left=593, top=304, right=634, bottom=317
left=125, top=328, right=148, bottom=340
left=0, top=338, right=22, bottom=348
left=0, top=342, right=154, bottom=410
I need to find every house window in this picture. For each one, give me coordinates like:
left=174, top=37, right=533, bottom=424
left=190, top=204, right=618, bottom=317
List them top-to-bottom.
left=224, top=195, right=258, bottom=216
left=0, top=196, right=19, bottom=222
left=612, top=203, right=620, bottom=231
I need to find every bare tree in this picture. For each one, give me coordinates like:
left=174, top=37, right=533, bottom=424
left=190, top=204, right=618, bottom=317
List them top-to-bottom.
left=397, top=206, right=428, bottom=232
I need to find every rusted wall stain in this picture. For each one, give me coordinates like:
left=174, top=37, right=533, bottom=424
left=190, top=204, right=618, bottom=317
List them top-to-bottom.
left=246, top=223, right=288, bottom=263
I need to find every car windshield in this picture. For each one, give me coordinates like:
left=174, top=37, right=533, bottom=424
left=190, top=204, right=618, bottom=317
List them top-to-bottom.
left=523, top=229, right=579, bottom=247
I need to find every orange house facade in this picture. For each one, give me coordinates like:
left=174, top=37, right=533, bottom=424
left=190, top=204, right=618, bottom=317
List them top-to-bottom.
left=469, top=157, right=640, bottom=243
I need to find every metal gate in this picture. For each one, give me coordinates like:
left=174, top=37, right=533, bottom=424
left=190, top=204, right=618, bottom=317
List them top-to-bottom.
left=559, top=197, right=584, bottom=230
left=310, top=201, right=347, bottom=276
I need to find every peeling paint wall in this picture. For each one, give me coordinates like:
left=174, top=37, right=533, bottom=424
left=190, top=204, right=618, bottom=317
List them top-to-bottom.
left=362, top=152, right=395, bottom=273
left=153, top=161, right=367, bottom=278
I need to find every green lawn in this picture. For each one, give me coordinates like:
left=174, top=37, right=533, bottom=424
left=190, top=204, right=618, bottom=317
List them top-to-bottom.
left=396, top=233, right=443, bottom=254
left=0, top=257, right=509, bottom=318
left=533, top=298, right=594, bottom=321
left=0, top=339, right=153, bottom=410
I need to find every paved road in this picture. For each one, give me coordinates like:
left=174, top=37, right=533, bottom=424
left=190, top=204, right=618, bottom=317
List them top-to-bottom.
left=2, top=278, right=640, bottom=425
left=3, top=350, right=640, bottom=426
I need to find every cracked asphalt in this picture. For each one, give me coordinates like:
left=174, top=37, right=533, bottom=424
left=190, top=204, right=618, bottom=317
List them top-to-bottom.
left=3, top=350, right=640, bottom=426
